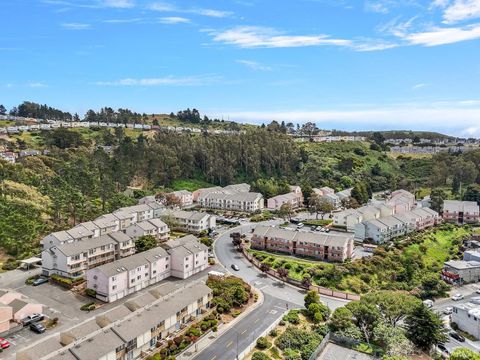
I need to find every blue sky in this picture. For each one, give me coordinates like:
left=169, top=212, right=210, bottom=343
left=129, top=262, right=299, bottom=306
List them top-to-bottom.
left=1, top=0, right=480, bottom=136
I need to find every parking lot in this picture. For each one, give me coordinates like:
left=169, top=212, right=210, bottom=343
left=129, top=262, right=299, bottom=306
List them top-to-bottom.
left=1, top=263, right=223, bottom=359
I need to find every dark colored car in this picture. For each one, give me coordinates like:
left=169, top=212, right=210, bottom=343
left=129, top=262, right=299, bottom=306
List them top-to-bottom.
left=231, top=264, right=240, bottom=271
left=32, top=277, right=49, bottom=286
left=21, top=313, right=45, bottom=326
left=29, top=322, right=46, bottom=334
left=449, top=331, right=465, bottom=342
left=437, top=343, right=449, bottom=354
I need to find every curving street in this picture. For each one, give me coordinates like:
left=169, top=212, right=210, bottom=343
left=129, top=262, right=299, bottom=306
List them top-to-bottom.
left=192, top=221, right=349, bottom=360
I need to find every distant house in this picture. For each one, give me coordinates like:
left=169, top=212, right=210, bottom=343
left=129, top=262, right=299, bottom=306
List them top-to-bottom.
left=267, top=187, right=303, bottom=211
left=170, top=190, right=193, bottom=207
left=199, top=191, right=264, bottom=213
left=443, top=200, right=480, bottom=225
left=160, top=209, right=216, bottom=233
left=0, top=290, right=42, bottom=333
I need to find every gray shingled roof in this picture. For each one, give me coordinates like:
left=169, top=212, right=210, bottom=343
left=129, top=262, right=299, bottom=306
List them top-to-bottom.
left=56, top=234, right=117, bottom=257
left=94, top=246, right=169, bottom=277
left=70, top=329, right=124, bottom=360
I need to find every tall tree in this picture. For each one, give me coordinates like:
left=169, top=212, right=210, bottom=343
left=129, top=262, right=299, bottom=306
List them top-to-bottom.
left=308, top=194, right=334, bottom=219
left=405, top=304, right=447, bottom=351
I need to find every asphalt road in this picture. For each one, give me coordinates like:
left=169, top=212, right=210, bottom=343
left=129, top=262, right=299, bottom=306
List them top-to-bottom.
left=192, top=222, right=349, bottom=360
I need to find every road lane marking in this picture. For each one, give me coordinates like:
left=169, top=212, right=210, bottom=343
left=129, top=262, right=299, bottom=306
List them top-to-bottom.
left=241, top=329, right=247, bottom=334
left=226, top=341, right=233, bottom=348
left=210, top=356, right=217, bottom=360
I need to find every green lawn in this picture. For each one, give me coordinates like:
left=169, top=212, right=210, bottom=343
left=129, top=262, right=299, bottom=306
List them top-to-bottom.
left=405, top=227, right=469, bottom=266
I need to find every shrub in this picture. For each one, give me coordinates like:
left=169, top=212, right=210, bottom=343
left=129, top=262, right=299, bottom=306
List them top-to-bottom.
left=2, top=259, right=19, bottom=271
left=85, top=288, right=97, bottom=297
left=80, top=302, right=96, bottom=311
left=283, top=310, right=300, bottom=325
left=186, top=326, right=201, bottom=337
left=269, top=329, right=278, bottom=337
left=256, top=336, right=271, bottom=350
left=283, top=348, right=302, bottom=360
left=252, top=352, right=271, bottom=360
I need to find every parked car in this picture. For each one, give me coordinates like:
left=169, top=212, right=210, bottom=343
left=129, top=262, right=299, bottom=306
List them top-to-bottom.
left=296, top=223, right=304, bottom=229
left=231, top=264, right=240, bottom=271
left=32, top=277, right=49, bottom=286
left=476, top=288, right=480, bottom=294
left=451, top=294, right=464, bottom=301
left=423, top=299, right=433, bottom=308
left=443, top=307, right=453, bottom=315
left=21, top=313, right=45, bottom=326
left=29, top=322, right=46, bottom=334
left=449, top=331, right=465, bottom=342
left=0, top=338, right=10, bottom=349
left=437, top=343, right=450, bottom=358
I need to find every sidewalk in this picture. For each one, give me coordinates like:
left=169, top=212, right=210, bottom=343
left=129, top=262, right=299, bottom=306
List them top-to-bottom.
left=177, top=288, right=265, bottom=360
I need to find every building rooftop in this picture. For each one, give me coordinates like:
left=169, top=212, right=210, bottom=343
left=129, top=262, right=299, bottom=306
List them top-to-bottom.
left=444, top=200, right=480, bottom=213
left=55, top=234, right=117, bottom=257
left=93, top=246, right=169, bottom=277
left=445, top=260, right=480, bottom=270
left=70, top=329, right=124, bottom=360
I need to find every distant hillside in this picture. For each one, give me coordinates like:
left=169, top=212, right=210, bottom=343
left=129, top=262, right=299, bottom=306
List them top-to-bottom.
left=331, top=130, right=453, bottom=140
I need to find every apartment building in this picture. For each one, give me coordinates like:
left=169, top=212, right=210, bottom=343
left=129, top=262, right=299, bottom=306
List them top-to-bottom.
left=333, top=189, right=416, bottom=231
left=171, top=190, right=194, bottom=207
left=199, top=191, right=264, bottom=212
left=267, top=192, right=303, bottom=211
left=443, top=200, right=480, bottom=225
left=354, top=208, right=439, bottom=243
left=160, top=209, right=216, bottom=233
left=125, top=218, right=170, bottom=242
left=251, top=225, right=354, bottom=262
left=41, top=226, right=95, bottom=251
left=42, top=234, right=119, bottom=278
left=162, top=235, right=209, bottom=279
left=87, top=247, right=171, bottom=302
left=442, top=260, right=480, bottom=285
left=16, top=283, right=213, bottom=360
left=452, top=303, right=480, bottom=340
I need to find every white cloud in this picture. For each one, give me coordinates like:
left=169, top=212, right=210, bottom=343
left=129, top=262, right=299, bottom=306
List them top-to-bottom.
left=101, top=0, right=135, bottom=8
left=431, top=0, right=451, bottom=8
left=442, top=0, right=480, bottom=23
left=365, top=1, right=390, bottom=14
left=148, top=2, right=232, bottom=18
left=158, top=17, right=190, bottom=24
left=103, top=18, right=142, bottom=23
left=61, top=22, right=91, bottom=30
left=400, top=23, right=480, bottom=46
left=209, top=26, right=352, bottom=48
left=236, top=60, right=272, bottom=71
left=95, top=75, right=220, bottom=86
left=28, top=82, right=48, bottom=88
left=412, top=83, right=430, bottom=90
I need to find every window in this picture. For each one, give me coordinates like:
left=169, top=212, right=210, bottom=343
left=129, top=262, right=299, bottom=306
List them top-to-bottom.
left=153, top=270, right=156, bottom=275
left=137, top=275, right=141, bottom=280
left=131, top=279, right=135, bottom=283
left=112, top=285, right=117, bottom=290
